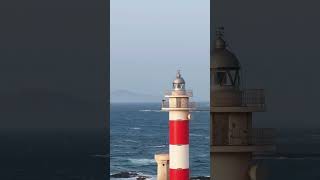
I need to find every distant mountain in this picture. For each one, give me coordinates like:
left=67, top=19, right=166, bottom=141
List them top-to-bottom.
left=111, top=90, right=162, bottom=103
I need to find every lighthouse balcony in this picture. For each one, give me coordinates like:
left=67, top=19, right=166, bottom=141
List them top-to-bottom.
left=211, top=89, right=265, bottom=112
left=241, top=89, right=265, bottom=107
left=164, top=90, right=193, bottom=97
left=161, top=101, right=196, bottom=110
left=211, top=128, right=276, bottom=152
left=212, top=128, right=276, bottom=146
left=230, top=128, right=276, bottom=145
left=251, top=128, right=276, bottom=145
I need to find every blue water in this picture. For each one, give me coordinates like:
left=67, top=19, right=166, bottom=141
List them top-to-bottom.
left=110, top=102, right=210, bottom=179
left=111, top=103, right=320, bottom=180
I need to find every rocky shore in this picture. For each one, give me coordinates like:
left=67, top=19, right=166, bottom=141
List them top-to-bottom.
left=111, top=172, right=210, bottom=180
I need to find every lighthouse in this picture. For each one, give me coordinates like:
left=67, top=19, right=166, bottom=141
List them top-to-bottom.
left=210, top=28, right=275, bottom=180
left=161, top=70, right=195, bottom=180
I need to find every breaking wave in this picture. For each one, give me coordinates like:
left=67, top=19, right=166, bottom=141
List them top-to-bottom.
left=139, top=109, right=162, bottom=113
left=190, top=133, right=203, bottom=137
left=124, top=139, right=138, bottom=143
left=150, top=145, right=166, bottom=148
left=128, top=158, right=156, bottom=165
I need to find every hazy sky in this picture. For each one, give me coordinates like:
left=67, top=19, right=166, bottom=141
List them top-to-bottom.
left=110, top=0, right=210, bottom=101
left=113, top=0, right=320, bottom=128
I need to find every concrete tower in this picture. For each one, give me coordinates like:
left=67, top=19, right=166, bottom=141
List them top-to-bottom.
left=210, top=28, right=275, bottom=180
left=161, top=70, right=195, bottom=180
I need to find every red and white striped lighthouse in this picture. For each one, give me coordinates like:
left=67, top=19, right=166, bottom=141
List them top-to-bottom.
left=161, top=70, right=195, bottom=180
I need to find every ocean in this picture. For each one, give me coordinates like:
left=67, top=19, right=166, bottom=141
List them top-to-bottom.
left=110, top=102, right=210, bottom=179
left=2, top=103, right=319, bottom=179
left=111, top=103, right=320, bottom=180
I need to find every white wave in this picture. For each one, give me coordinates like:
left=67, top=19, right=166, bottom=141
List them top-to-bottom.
left=139, top=109, right=162, bottom=112
left=139, top=109, right=152, bottom=112
left=130, top=127, right=141, bottom=130
left=190, top=133, right=203, bottom=137
left=124, top=139, right=138, bottom=143
left=112, top=144, right=127, bottom=147
left=150, top=145, right=166, bottom=148
left=197, top=154, right=209, bottom=158
left=128, top=158, right=156, bottom=165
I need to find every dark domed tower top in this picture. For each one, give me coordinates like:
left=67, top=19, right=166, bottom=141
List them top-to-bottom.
left=211, top=27, right=242, bottom=106
left=211, top=27, right=241, bottom=89
left=212, top=30, right=240, bottom=70
left=172, top=70, right=186, bottom=90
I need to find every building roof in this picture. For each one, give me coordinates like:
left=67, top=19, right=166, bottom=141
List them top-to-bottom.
left=211, top=28, right=240, bottom=69
left=173, top=70, right=185, bottom=84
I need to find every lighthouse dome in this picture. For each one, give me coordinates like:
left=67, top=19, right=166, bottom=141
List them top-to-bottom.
left=211, top=34, right=240, bottom=69
left=212, top=49, right=240, bottom=69
left=172, top=70, right=186, bottom=90
left=173, top=71, right=185, bottom=84
left=173, top=77, right=185, bottom=84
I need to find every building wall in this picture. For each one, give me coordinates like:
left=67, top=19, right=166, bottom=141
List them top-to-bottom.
left=212, top=112, right=252, bottom=145
left=211, top=152, right=251, bottom=180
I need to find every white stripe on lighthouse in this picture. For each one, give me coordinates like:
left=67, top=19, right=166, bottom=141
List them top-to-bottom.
left=169, top=111, right=189, bottom=120
left=169, top=144, right=189, bottom=169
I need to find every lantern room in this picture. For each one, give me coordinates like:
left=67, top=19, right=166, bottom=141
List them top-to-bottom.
left=211, top=28, right=241, bottom=91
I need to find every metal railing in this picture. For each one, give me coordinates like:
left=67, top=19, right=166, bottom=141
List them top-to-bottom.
left=211, top=89, right=265, bottom=107
left=241, top=89, right=265, bottom=107
left=164, top=90, right=193, bottom=97
left=161, top=101, right=196, bottom=109
left=229, top=128, right=275, bottom=145
left=249, top=128, right=275, bottom=145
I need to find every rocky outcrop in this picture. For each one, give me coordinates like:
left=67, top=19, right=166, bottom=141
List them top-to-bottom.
left=110, top=171, right=138, bottom=178
left=110, top=172, right=151, bottom=179
left=190, top=176, right=210, bottom=180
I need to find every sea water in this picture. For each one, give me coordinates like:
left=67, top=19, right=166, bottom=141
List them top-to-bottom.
left=110, top=102, right=210, bottom=179
left=111, top=103, right=320, bottom=180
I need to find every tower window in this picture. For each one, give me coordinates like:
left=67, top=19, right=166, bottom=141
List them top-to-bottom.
left=214, top=70, right=240, bottom=87
left=216, top=71, right=226, bottom=85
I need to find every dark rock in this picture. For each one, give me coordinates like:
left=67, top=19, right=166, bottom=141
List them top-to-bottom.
left=110, top=171, right=138, bottom=178
left=136, top=175, right=151, bottom=180
left=190, top=176, right=210, bottom=180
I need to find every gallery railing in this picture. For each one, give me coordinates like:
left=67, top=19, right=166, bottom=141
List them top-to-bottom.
left=211, top=89, right=265, bottom=107
left=241, top=89, right=265, bottom=107
left=164, top=90, right=193, bottom=97
left=161, top=101, right=196, bottom=109
left=229, top=128, right=276, bottom=145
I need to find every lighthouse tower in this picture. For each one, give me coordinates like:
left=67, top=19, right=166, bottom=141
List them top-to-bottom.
left=210, top=28, right=275, bottom=180
left=161, top=71, right=195, bottom=180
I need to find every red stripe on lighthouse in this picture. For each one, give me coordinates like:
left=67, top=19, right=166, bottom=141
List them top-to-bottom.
left=169, top=120, right=189, bottom=144
left=170, top=169, right=189, bottom=180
